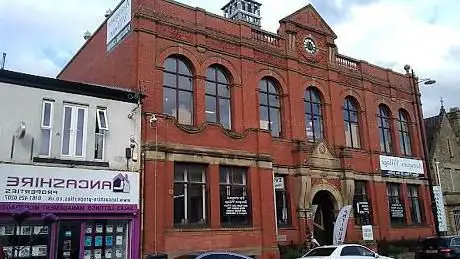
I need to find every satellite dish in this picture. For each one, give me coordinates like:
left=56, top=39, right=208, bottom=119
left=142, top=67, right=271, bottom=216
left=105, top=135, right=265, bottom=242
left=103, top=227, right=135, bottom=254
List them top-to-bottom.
left=15, top=122, right=26, bottom=139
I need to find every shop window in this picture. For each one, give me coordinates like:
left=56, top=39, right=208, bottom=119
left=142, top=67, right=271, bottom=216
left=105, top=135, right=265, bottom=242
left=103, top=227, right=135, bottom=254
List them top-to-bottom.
left=163, top=56, right=194, bottom=125
left=205, top=65, right=232, bottom=129
left=258, top=77, right=282, bottom=137
left=305, top=87, right=323, bottom=142
left=343, top=97, right=361, bottom=148
left=39, top=100, right=54, bottom=156
left=61, top=104, right=88, bottom=158
left=378, top=105, right=392, bottom=153
left=94, top=108, right=108, bottom=160
left=398, top=110, right=412, bottom=156
left=174, top=163, right=208, bottom=226
left=220, top=166, right=251, bottom=226
left=274, top=175, right=290, bottom=227
left=353, top=181, right=372, bottom=225
left=387, top=183, right=405, bottom=225
left=408, top=185, right=423, bottom=224
left=82, top=220, right=130, bottom=259
left=0, top=221, right=50, bottom=258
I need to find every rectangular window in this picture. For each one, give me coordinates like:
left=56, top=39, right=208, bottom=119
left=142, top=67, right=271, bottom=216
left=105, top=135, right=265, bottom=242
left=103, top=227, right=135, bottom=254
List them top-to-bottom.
left=39, top=100, right=54, bottom=156
left=61, top=104, right=88, bottom=158
left=95, top=108, right=108, bottom=160
left=96, top=108, right=109, bottom=131
left=448, top=139, right=454, bottom=158
left=173, top=164, right=207, bottom=226
left=220, top=166, right=251, bottom=226
left=274, top=175, right=290, bottom=227
left=353, top=181, right=372, bottom=225
left=387, top=183, right=405, bottom=225
left=408, top=185, right=423, bottom=224
left=453, top=210, right=460, bottom=235
left=83, top=220, right=130, bottom=259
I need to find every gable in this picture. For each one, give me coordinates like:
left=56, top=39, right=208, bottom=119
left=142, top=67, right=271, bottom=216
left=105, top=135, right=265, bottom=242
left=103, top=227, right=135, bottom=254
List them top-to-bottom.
left=280, top=4, right=336, bottom=38
left=432, top=114, right=460, bottom=162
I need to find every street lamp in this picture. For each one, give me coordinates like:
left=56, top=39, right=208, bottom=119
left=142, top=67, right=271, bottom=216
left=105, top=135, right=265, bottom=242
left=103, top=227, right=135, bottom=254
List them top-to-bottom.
left=405, top=64, right=440, bottom=236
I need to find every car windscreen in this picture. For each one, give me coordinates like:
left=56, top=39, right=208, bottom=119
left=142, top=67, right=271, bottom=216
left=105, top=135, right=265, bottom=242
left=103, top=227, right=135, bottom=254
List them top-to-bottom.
left=303, top=247, right=336, bottom=256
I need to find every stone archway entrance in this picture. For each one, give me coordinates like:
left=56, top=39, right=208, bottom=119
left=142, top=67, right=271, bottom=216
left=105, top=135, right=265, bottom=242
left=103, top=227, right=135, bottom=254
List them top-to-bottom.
left=312, top=190, right=336, bottom=246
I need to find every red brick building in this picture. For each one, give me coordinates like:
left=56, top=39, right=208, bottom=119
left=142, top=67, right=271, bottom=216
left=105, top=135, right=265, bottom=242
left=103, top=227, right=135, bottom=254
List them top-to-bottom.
left=58, top=0, right=435, bottom=258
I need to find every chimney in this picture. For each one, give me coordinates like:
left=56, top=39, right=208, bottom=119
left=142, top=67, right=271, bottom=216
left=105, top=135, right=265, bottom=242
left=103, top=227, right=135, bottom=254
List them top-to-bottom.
left=222, top=0, right=262, bottom=27
left=83, top=31, right=91, bottom=40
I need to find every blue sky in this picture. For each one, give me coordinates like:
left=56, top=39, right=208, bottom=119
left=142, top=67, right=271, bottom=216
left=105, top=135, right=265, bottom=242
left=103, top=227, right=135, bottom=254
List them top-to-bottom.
left=0, top=0, right=459, bottom=117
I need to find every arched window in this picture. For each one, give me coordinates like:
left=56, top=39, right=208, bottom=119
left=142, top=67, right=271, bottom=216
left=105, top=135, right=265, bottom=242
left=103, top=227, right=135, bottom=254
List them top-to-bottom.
left=163, top=56, right=193, bottom=125
left=205, top=65, right=231, bottom=129
left=259, top=78, right=281, bottom=137
left=305, top=87, right=323, bottom=142
left=344, top=97, right=360, bottom=148
left=377, top=105, right=392, bottom=153
left=398, top=110, right=412, bottom=156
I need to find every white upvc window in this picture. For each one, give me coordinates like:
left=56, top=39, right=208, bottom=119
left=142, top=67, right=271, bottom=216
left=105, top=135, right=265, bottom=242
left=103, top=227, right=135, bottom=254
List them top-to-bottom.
left=39, top=100, right=54, bottom=156
left=61, top=104, right=88, bottom=158
left=95, top=108, right=108, bottom=160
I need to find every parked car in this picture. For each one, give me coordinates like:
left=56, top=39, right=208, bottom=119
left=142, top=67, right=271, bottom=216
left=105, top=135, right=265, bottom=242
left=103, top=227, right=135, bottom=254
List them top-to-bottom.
left=415, top=236, right=460, bottom=259
left=297, top=244, right=394, bottom=259
left=174, top=251, right=255, bottom=259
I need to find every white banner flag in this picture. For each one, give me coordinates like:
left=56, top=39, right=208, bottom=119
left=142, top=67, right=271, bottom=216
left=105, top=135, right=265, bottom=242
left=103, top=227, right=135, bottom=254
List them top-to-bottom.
left=332, top=205, right=352, bottom=245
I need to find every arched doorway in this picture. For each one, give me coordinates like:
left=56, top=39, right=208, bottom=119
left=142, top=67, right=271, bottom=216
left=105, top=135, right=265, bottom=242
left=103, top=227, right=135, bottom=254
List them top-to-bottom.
left=312, top=190, right=336, bottom=246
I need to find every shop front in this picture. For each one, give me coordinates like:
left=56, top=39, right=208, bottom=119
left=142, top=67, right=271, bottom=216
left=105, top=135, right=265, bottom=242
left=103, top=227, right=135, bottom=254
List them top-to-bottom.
left=0, top=164, right=140, bottom=259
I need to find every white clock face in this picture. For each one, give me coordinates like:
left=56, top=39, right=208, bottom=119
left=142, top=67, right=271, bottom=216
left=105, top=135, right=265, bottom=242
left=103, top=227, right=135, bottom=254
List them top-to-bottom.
left=303, top=38, right=317, bottom=54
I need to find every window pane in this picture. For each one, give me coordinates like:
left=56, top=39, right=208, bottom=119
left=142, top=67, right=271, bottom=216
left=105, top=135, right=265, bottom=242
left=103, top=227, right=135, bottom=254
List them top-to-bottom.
left=164, top=57, right=176, bottom=72
left=178, top=60, right=191, bottom=75
left=206, top=67, right=214, bottom=80
left=217, top=69, right=227, bottom=83
left=163, top=72, right=176, bottom=87
left=178, top=76, right=192, bottom=91
left=258, top=80, right=267, bottom=93
left=205, top=81, right=216, bottom=95
left=268, top=83, right=277, bottom=94
left=218, top=84, right=230, bottom=98
left=163, top=87, right=176, bottom=116
left=178, top=91, right=193, bottom=125
left=259, top=92, right=268, bottom=106
left=269, top=94, right=280, bottom=108
left=205, top=95, right=217, bottom=123
left=219, top=98, right=231, bottom=129
left=42, top=102, right=52, bottom=127
left=62, top=106, right=72, bottom=155
left=260, top=106, right=269, bottom=130
left=270, top=107, right=280, bottom=137
left=75, top=108, right=85, bottom=156
left=343, top=109, right=350, bottom=121
left=98, top=110, right=107, bottom=129
left=350, top=111, right=358, bottom=122
left=306, top=114, right=314, bottom=141
left=313, top=116, right=323, bottom=140
left=345, top=122, right=352, bottom=147
left=351, top=123, right=360, bottom=148
left=39, top=129, right=51, bottom=156
left=95, top=133, right=104, bottom=160
left=174, top=164, right=186, bottom=181
left=189, top=166, right=204, bottom=183
left=174, top=183, right=185, bottom=224
left=188, top=184, right=205, bottom=224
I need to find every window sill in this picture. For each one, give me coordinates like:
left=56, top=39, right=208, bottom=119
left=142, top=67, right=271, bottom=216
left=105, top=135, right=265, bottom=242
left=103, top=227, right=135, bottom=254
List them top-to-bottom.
left=33, top=157, right=109, bottom=167
left=278, top=225, right=296, bottom=230
left=168, top=226, right=259, bottom=233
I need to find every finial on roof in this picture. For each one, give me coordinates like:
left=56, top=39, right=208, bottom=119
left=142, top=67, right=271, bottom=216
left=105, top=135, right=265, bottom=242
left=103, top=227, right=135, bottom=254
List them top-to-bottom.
left=440, top=97, right=446, bottom=114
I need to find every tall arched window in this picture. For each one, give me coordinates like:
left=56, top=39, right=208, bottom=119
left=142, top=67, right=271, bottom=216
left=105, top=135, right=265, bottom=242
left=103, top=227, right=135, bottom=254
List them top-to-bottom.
left=163, top=56, right=193, bottom=125
left=205, top=65, right=231, bottom=129
left=259, top=78, right=281, bottom=137
left=305, top=87, right=323, bottom=142
left=343, top=97, right=360, bottom=148
left=378, top=105, right=392, bottom=153
left=398, top=110, right=412, bottom=156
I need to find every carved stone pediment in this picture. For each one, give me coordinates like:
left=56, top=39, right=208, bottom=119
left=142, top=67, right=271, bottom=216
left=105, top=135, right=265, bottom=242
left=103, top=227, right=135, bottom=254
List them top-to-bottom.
left=306, top=142, right=340, bottom=169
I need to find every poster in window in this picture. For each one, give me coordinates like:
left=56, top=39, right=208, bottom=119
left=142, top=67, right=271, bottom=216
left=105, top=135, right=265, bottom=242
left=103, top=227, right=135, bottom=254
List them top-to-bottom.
left=223, top=196, right=249, bottom=216
left=390, top=203, right=404, bottom=218
left=96, top=224, right=103, bottom=233
left=4, top=225, right=14, bottom=235
left=106, top=225, right=113, bottom=233
left=116, top=225, right=124, bottom=233
left=0, top=226, right=5, bottom=235
left=21, top=226, right=32, bottom=235
left=34, top=226, right=48, bottom=235
left=85, top=226, right=92, bottom=234
left=65, top=231, right=72, bottom=237
left=116, top=235, right=123, bottom=245
left=85, top=236, right=92, bottom=247
left=95, top=236, right=103, bottom=246
left=106, top=236, right=113, bottom=246
left=63, top=240, right=72, bottom=251
left=31, top=245, right=47, bottom=256
left=18, top=246, right=31, bottom=258
left=3, top=247, right=13, bottom=257
left=105, top=248, right=113, bottom=258
left=94, top=249, right=102, bottom=259
left=116, top=249, right=123, bottom=258
left=84, top=250, right=91, bottom=259
left=63, top=251, right=70, bottom=257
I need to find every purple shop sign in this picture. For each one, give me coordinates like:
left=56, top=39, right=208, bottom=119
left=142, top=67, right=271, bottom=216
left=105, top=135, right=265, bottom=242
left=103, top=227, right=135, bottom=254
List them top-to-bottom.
left=0, top=202, right=138, bottom=214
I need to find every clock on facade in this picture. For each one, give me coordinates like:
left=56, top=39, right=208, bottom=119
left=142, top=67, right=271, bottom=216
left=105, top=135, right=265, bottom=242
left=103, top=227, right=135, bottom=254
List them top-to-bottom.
left=303, top=37, right=317, bottom=54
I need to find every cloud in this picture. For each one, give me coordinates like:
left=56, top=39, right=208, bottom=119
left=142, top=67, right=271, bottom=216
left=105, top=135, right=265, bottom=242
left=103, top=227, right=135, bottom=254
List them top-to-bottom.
left=0, top=0, right=459, bottom=116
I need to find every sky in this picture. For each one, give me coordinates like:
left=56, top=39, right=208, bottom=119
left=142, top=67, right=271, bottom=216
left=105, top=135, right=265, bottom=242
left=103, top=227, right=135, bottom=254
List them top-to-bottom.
left=0, top=0, right=459, bottom=117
